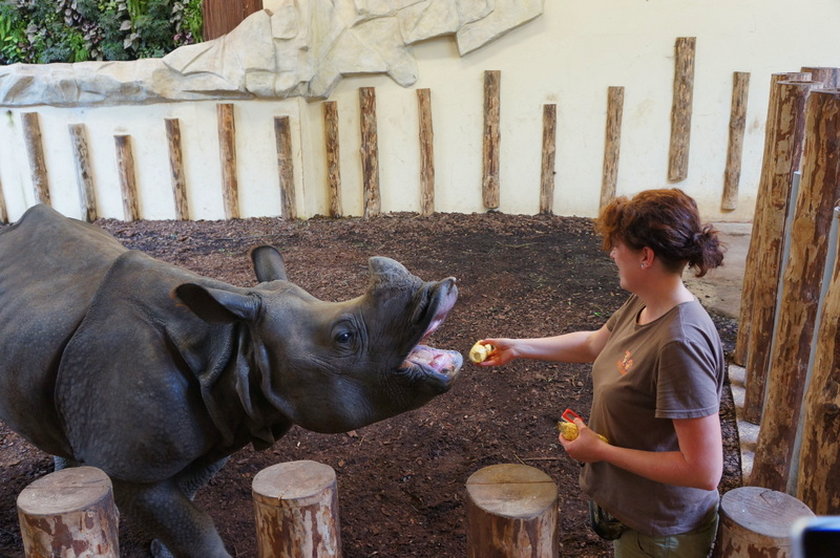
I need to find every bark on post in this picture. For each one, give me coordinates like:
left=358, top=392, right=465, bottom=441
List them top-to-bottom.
left=668, top=37, right=696, bottom=182
left=482, top=70, right=501, bottom=210
left=733, top=71, right=812, bottom=366
left=721, top=72, right=751, bottom=211
left=741, top=79, right=818, bottom=425
left=601, top=86, right=624, bottom=210
left=359, top=87, right=381, bottom=218
left=417, top=88, right=435, bottom=216
left=750, top=90, right=840, bottom=491
left=323, top=101, right=342, bottom=218
left=217, top=103, right=240, bottom=219
left=539, top=103, right=557, bottom=215
left=21, top=112, right=50, bottom=206
left=274, top=116, right=297, bottom=220
left=165, top=118, right=190, bottom=220
left=69, top=123, right=97, bottom=222
left=114, top=135, right=140, bottom=222
left=0, top=180, right=7, bottom=224
left=796, top=205, right=840, bottom=514
left=253, top=460, right=341, bottom=558
left=465, top=463, right=558, bottom=558
left=17, top=466, right=119, bottom=558
left=713, top=486, right=813, bottom=558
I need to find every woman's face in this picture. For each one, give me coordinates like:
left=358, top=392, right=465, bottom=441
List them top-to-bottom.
left=609, top=239, right=644, bottom=291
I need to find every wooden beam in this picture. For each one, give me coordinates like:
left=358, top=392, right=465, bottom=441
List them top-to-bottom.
left=668, top=37, right=696, bottom=182
left=800, top=66, right=840, bottom=88
left=482, top=70, right=501, bottom=210
left=732, top=71, right=812, bottom=366
left=721, top=72, right=751, bottom=211
left=742, top=79, right=818, bottom=426
left=601, top=86, right=624, bottom=210
left=359, top=87, right=381, bottom=218
left=417, top=88, right=435, bottom=216
left=750, top=90, right=840, bottom=492
left=323, top=101, right=342, bottom=218
left=217, top=103, right=239, bottom=219
left=539, top=104, right=557, bottom=215
left=21, top=112, right=50, bottom=205
left=274, top=116, right=296, bottom=220
left=165, top=118, right=190, bottom=221
left=69, top=124, right=97, bottom=222
left=114, top=135, right=140, bottom=222
left=797, top=205, right=840, bottom=513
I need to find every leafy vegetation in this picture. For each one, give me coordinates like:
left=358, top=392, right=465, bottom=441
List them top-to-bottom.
left=0, top=0, right=203, bottom=65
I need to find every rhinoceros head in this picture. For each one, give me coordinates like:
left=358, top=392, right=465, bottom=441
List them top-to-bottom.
left=174, top=246, right=462, bottom=434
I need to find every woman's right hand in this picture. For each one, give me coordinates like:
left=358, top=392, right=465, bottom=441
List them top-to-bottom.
left=475, top=338, right=517, bottom=366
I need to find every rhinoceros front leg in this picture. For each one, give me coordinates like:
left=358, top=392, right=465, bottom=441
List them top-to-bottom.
left=113, top=477, right=231, bottom=558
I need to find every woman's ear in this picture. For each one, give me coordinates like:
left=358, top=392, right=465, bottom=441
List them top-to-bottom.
left=641, top=246, right=655, bottom=268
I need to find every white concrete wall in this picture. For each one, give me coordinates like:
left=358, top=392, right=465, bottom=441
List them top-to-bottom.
left=2, top=0, right=840, bottom=223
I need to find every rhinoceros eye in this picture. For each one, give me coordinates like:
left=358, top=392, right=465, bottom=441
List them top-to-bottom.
left=335, top=330, right=354, bottom=344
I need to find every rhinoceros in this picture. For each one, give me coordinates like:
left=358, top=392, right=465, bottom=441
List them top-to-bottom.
left=0, top=205, right=463, bottom=557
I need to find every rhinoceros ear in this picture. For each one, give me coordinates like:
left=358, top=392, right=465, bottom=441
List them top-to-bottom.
left=251, top=246, right=288, bottom=283
left=174, top=283, right=259, bottom=323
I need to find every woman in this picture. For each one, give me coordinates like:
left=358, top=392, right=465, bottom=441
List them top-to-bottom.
left=478, top=189, right=726, bottom=558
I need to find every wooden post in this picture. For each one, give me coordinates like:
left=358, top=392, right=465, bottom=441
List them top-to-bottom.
left=202, top=0, right=263, bottom=41
left=668, top=37, right=696, bottom=182
left=800, top=66, right=840, bottom=88
left=482, top=70, right=501, bottom=210
left=732, top=71, right=811, bottom=366
left=721, top=72, right=751, bottom=211
left=741, top=79, right=818, bottom=425
left=601, top=86, right=624, bottom=210
left=359, top=87, right=381, bottom=218
left=417, top=88, right=435, bottom=216
left=750, top=90, right=840, bottom=491
left=323, top=101, right=342, bottom=218
left=217, top=103, right=240, bottom=219
left=539, top=103, right=557, bottom=215
left=21, top=112, right=50, bottom=205
left=275, top=116, right=297, bottom=220
left=165, top=118, right=190, bottom=220
left=68, top=123, right=97, bottom=222
left=114, top=135, right=140, bottom=222
left=0, top=177, right=8, bottom=224
left=796, top=205, right=840, bottom=514
left=252, top=460, right=341, bottom=558
left=465, top=463, right=558, bottom=558
left=17, top=466, right=119, bottom=558
left=713, top=486, right=813, bottom=558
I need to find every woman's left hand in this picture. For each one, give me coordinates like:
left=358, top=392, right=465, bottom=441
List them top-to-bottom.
left=558, top=418, right=607, bottom=463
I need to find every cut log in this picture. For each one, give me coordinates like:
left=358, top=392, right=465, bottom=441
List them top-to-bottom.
left=668, top=37, right=696, bottom=182
left=482, top=70, right=501, bottom=210
left=721, top=72, right=751, bottom=211
left=601, top=86, right=624, bottom=210
left=359, top=87, right=381, bottom=218
left=417, top=88, right=435, bottom=216
left=323, top=101, right=342, bottom=218
left=217, top=103, right=239, bottom=219
left=539, top=104, right=557, bottom=215
left=21, top=112, right=50, bottom=205
left=274, top=116, right=296, bottom=220
left=165, top=118, right=190, bottom=220
left=69, top=123, right=97, bottom=222
left=114, top=134, right=140, bottom=221
left=253, top=460, right=341, bottom=558
left=465, top=463, right=558, bottom=558
left=17, top=466, right=119, bottom=558
left=713, top=486, right=813, bottom=558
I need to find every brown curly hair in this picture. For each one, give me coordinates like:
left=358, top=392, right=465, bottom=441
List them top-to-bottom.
left=595, top=189, right=725, bottom=277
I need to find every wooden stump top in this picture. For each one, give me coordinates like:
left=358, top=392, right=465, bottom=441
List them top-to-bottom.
left=253, top=460, right=336, bottom=504
left=466, top=463, right=557, bottom=519
left=17, top=466, right=112, bottom=516
left=720, top=486, right=814, bottom=539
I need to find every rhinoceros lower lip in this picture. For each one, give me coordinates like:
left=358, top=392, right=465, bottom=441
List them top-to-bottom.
left=402, top=345, right=461, bottom=377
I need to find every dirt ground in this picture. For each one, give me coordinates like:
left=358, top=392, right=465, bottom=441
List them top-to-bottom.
left=0, top=212, right=741, bottom=557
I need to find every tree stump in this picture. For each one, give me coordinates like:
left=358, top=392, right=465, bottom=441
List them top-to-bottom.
left=252, top=460, right=341, bottom=558
left=465, top=463, right=558, bottom=558
left=17, top=466, right=119, bottom=558
left=713, top=486, right=814, bottom=558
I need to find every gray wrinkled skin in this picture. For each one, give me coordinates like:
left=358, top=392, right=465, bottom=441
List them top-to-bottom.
left=0, top=205, right=463, bottom=557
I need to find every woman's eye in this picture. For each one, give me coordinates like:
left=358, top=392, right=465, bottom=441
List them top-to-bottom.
left=335, top=331, right=353, bottom=344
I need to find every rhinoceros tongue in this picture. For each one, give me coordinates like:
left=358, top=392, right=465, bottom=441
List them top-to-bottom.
left=404, top=345, right=459, bottom=374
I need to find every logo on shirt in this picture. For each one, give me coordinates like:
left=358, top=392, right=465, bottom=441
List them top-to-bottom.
left=617, top=350, right=634, bottom=375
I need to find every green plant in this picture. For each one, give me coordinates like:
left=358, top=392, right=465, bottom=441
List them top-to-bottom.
left=0, top=0, right=202, bottom=65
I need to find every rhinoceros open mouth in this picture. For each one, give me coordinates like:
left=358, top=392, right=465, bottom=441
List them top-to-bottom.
left=400, top=281, right=462, bottom=383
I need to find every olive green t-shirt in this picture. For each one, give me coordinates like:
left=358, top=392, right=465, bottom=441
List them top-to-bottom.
left=579, top=294, right=725, bottom=536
